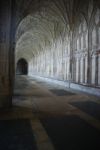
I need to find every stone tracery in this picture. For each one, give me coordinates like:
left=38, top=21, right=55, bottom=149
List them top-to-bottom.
left=15, top=0, right=100, bottom=87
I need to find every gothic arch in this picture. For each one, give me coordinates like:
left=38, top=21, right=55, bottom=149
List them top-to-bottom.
left=90, top=8, right=100, bottom=85
left=72, top=14, right=88, bottom=84
left=16, top=58, right=28, bottom=75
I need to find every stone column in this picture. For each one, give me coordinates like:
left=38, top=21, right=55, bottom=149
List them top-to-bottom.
left=0, top=0, right=13, bottom=108
left=69, top=31, right=72, bottom=80
left=91, top=54, right=96, bottom=85
left=95, top=54, right=98, bottom=86
left=98, top=54, right=100, bottom=85
left=85, top=56, right=88, bottom=84
left=80, top=57, right=84, bottom=83
left=64, top=58, right=67, bottom=80
left=73, top=58, right=76, bottom=82
left=76, top=58, right=79, bottom=83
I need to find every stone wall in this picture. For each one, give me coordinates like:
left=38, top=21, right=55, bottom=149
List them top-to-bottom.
left=0, top=0, right=13, bottom=107
left=15, top=0, right=100, bottom=90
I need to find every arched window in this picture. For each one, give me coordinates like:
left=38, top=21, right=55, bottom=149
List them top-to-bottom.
left=91, top=8, right=100, bottom=86
left=73, top=16, right=88, bottom=84
left=92, top=27, right=97, bottom=50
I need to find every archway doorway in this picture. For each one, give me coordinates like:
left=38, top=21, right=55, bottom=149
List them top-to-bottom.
left=16, top=58, right=28, bottom=75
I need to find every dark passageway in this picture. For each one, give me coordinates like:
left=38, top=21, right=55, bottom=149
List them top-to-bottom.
left=16, top=58, right=28, bottom=75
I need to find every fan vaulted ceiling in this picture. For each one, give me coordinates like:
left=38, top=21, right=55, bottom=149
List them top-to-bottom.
left=15, top=0, right=85, bottom=61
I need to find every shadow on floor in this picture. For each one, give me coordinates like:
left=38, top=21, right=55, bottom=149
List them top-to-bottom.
left=70, top=101, right=100, bottom=120
left=40, top=115, right=100, bottom=150
left=0, top=119, right=37, bottom=150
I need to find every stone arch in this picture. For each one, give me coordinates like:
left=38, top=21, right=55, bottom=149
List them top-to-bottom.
left=14, top=0, right=99, bottom=87
left=15, top=0, right=70, bottom=79
left=16, top=58, right=28, bottom=75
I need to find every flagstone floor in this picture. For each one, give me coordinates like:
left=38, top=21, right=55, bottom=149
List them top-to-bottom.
left=0, top=75, right=100, bottom=150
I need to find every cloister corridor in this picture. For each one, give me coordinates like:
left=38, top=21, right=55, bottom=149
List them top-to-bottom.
left=0, top=0, right=100, bottom=149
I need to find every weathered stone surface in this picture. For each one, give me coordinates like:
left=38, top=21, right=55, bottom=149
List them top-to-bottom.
left=0, top=0, right=100, bottom=107
left=0, top=0, right=13, bottom=108
left=15, top=0, right=100, bottom=88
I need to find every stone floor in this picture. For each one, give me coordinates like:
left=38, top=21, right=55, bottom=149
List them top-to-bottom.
left=0, top=75, right=100, bottom=150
